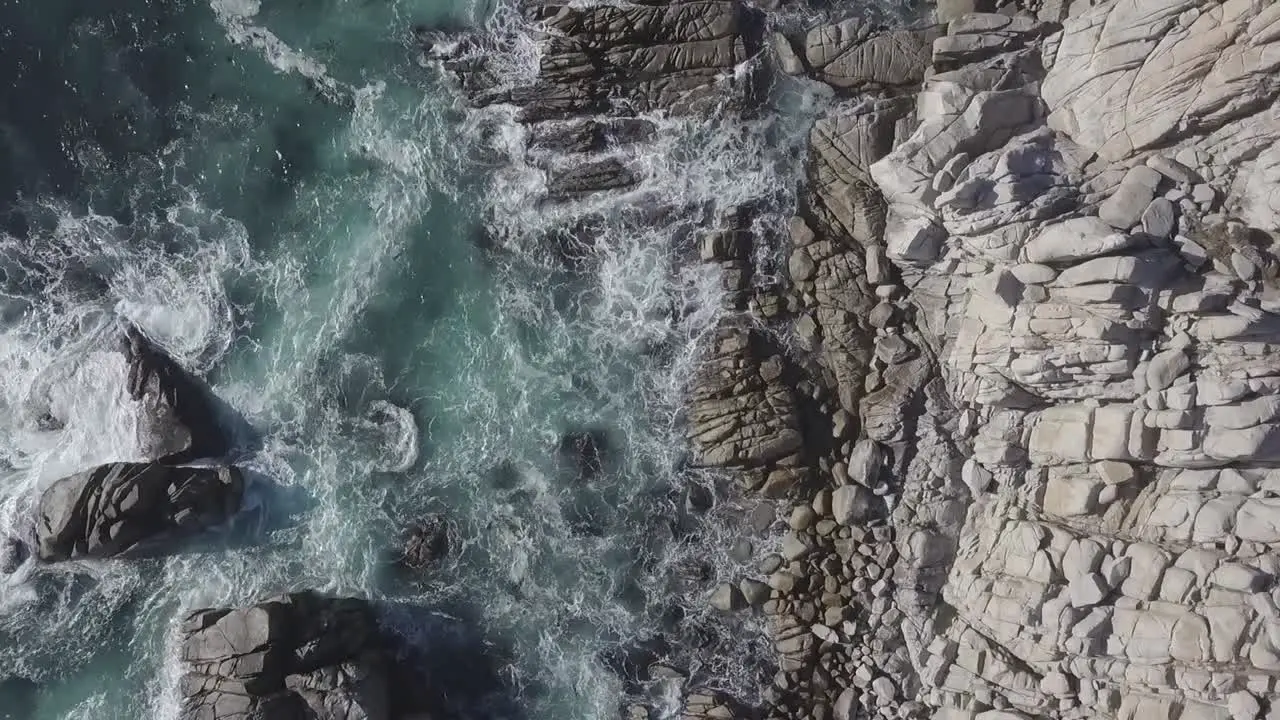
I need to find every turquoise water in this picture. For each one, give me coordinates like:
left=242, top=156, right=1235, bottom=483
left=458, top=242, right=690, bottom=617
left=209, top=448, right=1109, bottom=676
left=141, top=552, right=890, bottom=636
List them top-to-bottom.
left=0, top=0, right=912, bottom=717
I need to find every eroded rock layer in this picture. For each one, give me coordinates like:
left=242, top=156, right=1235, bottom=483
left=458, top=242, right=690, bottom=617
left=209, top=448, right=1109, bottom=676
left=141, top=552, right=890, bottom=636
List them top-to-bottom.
left=774, top=0, right=1280, bottom=718
left=35, top=462, right=243, bottom=563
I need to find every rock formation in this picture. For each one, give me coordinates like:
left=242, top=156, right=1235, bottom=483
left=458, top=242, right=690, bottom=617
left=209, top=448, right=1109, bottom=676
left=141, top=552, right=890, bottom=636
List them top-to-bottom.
left=428, top=0, right=764, bottom=202
left=433, top=0, right=1280, bottom=718
left=729, top=0, right=1280, bottom=718
left=122, top=325, right=231, bottom=463
left=34, top=462, right=243, bottom=562
left=179, top=592, right=414, bottom=720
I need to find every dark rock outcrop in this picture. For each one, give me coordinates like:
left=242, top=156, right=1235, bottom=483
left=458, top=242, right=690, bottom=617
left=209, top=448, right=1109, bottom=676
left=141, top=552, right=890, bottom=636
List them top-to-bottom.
left=432, top=0, right=766, bottom=201
left=460, top=0, right=764, bottom=121
left=123, top=326, right=230, bottom=463
left=557, top=429, right=609, bottom=481
left=34, top=462, right=243, bottom=562
left=399, top=515, right=452, bottom=570
left=0, top=537, right=28, bottom=574
left=177, top=592, right=467, bottom=720
left=180, top=592, right=395, bottom=720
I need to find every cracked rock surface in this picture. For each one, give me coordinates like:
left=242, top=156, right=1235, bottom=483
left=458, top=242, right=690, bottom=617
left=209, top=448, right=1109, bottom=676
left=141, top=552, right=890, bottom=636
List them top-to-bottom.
left=34, top=462, right=243, bottom=563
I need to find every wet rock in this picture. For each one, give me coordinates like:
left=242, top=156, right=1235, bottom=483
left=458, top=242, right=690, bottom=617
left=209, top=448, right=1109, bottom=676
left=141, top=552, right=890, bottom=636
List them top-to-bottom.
left=546, top=157, right=639, bottom=199
left=122, top=326, right=230, bottom=463
left=557, top=429, right=609, bottom=481
left=35, top=462, right=243, bottom=562
left=831, top=484, right=874, bottom=526
left=400, top=515, right=451, bottom=570
left=0, top=537, right=27, bottom=574
left=740, top=578, right=770, bottom=606
left=710, top=583, right=747, bottom=612
left=178, top=591, right=429, bottom=720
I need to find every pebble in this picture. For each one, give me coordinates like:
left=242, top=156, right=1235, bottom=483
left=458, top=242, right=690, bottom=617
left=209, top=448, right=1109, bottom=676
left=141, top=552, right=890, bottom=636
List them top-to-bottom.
left=812, top=489, right=831, bottom=517
left=782, top=533, right=813, bottom=561
left=769, top=571, right=798, bottom=594
left=871, top=676, right=896, bottom=705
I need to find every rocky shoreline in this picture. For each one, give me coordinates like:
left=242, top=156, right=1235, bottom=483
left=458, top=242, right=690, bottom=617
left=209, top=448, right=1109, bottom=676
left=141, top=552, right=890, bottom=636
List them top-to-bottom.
left=3, top=0, right=1279, bottom=719
left=434, top=0, right=1280, bottom=718
left=685, top=0, right=1280, bottom=719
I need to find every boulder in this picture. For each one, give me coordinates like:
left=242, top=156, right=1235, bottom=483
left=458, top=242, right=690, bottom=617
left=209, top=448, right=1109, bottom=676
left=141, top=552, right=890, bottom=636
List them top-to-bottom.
left=122, top=326, right=230, bottom=463
left=34, top=462, right=243, bottom=562
left=832, top=484, right=874, bottom=526
left=709, top=583, right=746, bottom=612
left=178, top=592, right=424, bottom=720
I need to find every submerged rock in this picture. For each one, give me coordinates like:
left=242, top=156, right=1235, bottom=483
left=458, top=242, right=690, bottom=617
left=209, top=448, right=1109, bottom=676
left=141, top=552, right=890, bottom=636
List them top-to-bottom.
left=557, top=429, right=609, bottom=481
left=34, top=462, right=243, bottom=562
left=400, top=515, right=452, bottom=570
left=179, top=591, right=424, bottom=720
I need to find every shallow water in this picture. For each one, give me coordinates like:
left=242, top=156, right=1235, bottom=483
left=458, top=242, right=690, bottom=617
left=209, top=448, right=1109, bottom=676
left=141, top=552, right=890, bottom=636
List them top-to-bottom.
left=0, top=0, right=915, bottom=718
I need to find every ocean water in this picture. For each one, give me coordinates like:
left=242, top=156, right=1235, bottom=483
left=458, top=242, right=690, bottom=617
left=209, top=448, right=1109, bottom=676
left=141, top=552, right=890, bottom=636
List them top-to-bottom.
left=0, top=0, right=915, bottom=718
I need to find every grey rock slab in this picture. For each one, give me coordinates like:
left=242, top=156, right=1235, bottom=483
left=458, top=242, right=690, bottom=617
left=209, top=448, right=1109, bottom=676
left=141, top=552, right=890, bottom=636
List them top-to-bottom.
left=772, top=33, right=805, bottom=76
left=1146, top=154, right=1201, bottom=184
left=1099, top=167, right=1161, bottom=229
left=1192, top=183, right=1217, bottom=207
left=1141, top=197, right=1177, bottom=238
left=1024, top=217, right=1137, bottom=263
left=1010, top=263, right=1057, bottom=284
left=1146, top=349, right=1191, bottom=392
left=1068, top=572, right=1108, bottom=608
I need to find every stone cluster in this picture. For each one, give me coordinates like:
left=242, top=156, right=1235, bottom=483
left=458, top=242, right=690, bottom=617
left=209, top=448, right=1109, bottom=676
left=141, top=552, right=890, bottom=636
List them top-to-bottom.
left=4, top=326, right=245, bottom=570
left=178, top=591, right=429, bottom=720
